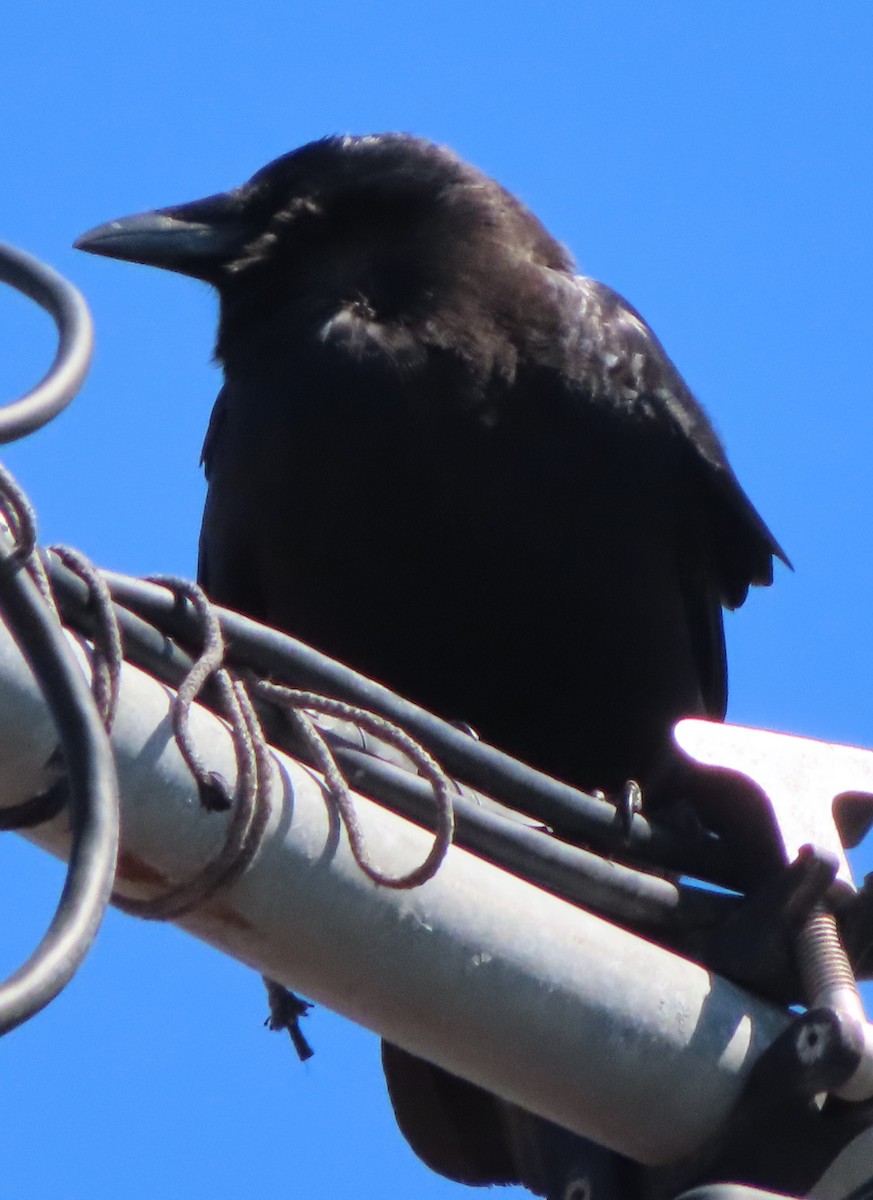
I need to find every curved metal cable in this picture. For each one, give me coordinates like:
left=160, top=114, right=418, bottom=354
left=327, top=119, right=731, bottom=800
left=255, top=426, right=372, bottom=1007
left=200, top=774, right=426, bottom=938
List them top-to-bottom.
left=0, top=242, right=93, bottom=443
left=0, top=245, right=117, bottom=1035
left=0, top=534, right=118, bottom=1035
left=49, top=545, right=122, bottom=730
left=113, top=578, right=272, bottom=921
left=257, top=682, right=455, bottom=889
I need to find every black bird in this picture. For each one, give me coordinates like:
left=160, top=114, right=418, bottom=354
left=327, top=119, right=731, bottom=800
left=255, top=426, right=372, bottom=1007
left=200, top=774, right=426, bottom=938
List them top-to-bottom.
left=76, top=134, right=786, bottom=1195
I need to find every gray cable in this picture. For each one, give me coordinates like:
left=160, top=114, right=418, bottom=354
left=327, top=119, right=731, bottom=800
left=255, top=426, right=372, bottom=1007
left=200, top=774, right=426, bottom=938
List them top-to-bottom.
left=0, top=242, right=93, bottom=443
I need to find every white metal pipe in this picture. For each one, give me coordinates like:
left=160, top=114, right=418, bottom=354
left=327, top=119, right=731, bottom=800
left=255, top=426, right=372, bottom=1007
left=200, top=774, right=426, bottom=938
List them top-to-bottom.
left=0, top=620, right=790, bottom=1166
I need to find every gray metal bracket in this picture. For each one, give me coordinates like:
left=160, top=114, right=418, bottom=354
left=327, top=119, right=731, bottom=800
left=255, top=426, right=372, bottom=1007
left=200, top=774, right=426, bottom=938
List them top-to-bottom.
left=674, top=719, right=873, bottom=893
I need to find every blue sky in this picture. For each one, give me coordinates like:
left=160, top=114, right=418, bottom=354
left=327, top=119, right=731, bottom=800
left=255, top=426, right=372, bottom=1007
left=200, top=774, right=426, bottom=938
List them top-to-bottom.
left=2, top=4, right=873, bottom=1198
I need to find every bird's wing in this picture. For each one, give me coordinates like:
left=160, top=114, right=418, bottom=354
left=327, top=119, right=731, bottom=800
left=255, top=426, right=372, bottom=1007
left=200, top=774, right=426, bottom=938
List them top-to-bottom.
left=553, top=277, right=787, bottom=718
left=579, top=278, right=789, bottom=610
left=199, top=383, right=227, bottom=482
left=196, top=384, right=269, bottom=619
left=195, top=386, right=226, bottom=594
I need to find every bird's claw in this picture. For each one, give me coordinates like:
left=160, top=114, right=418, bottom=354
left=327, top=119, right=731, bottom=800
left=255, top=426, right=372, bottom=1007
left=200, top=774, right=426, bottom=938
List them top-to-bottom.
left=263, top=976, right=315, bottom=1062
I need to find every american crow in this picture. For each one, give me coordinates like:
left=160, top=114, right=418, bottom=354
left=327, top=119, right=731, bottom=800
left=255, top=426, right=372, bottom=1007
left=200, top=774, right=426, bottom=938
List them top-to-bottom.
left=76, top=133, right=786, bottom=1195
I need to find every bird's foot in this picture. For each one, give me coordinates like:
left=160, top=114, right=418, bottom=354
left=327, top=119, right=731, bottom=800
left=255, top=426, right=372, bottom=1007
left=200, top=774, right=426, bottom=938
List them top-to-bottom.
left=263, top=976, right=314, bottom=1062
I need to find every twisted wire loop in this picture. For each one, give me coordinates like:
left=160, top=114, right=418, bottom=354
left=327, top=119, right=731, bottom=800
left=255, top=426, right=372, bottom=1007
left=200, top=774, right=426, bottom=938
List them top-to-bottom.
left=0, top=461, right=39, bottom=566
left=0, top=462, right=58, bottom=624
left=0, top=465, right=68, bottom=831
left=0, top=466, right=64, bottom=626
left=0, top=469, right=65, bottom=629
left=0, top=540, right=127, bottom=830
left=0, top=542, right=126, bottom=833
left=0, top=544, right=124, bottom=835
left=49, top=546, right=122, bottom=731
left=26, top=550, right=60, bottom=619
left=148, top=575, right=234, bottom=812
left=113, top=577, right=273, bottom=921
left=256, top=682, right=455, bottom=889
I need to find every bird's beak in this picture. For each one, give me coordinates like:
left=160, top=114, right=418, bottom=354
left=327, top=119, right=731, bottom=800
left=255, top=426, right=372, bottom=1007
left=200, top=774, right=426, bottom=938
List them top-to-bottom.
left=74, top=191, right=253, bottom=280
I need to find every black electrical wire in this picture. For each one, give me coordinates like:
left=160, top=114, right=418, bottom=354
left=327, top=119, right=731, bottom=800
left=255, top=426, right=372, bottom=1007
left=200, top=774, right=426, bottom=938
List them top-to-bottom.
left=0, top=242, right=93, bottom=443
left=0, top=541, right=118, bottom=1035
left=47, top=552, right=197, bottom=687
left=46, top=553, right=735, bottom=932
left=100, top=569, right=740, bottom=890
left=333, top=745, right=734, bottom=930
left=846, top=1178, right=873, bottom=1200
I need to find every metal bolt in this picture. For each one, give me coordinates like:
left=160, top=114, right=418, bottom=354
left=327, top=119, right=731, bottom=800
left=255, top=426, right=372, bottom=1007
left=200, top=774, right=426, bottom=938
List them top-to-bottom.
left=795, top=902, right=873, bottom=1100
left=796, top=904, right=864, bottom=1024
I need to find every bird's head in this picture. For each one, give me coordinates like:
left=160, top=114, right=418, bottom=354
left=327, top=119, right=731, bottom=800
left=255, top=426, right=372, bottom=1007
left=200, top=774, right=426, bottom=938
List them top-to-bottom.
left=75, top=134, right=574, bottom=347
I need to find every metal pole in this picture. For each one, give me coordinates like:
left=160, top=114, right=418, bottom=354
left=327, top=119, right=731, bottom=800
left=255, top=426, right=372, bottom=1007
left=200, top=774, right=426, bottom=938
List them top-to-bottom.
left=0, top=618, right=789, bottom=1166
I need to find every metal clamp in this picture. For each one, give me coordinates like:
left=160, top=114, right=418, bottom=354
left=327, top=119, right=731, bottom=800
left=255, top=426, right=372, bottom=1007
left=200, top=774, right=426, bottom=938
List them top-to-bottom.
left=675, top=719, right=873, bottom=1102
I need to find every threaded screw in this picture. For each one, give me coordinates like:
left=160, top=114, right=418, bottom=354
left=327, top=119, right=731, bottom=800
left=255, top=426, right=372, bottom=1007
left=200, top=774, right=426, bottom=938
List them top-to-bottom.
left=796, top=903, right=864, bottom=1023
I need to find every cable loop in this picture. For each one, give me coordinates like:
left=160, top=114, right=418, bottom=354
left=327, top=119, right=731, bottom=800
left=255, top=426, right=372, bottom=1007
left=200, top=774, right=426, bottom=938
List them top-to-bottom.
left=0, top=241, right=93, bottom=444
left=0, top=462, right=39, bottom=566
left=0, top=484, right=117, bottom=1035
left=49, top=545, right=122, bottom=731
left=108, top=577, right=453, bottom=911
left=113, top=577, right=272, bottom=921
left=256, top=682, right=455, bottom=889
